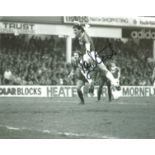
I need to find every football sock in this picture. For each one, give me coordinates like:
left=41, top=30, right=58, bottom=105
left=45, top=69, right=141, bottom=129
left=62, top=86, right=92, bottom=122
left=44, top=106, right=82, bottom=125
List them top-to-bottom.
left=107, top=85, right=112, bottom=101
left=98, top=87, right=102, bottom=101
left=77, top=89, right=84, bottom=103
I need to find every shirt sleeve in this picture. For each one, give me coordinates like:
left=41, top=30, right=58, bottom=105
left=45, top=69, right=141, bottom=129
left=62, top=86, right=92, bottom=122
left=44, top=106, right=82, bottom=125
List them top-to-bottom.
left=84, top=33, right=91, bottom=51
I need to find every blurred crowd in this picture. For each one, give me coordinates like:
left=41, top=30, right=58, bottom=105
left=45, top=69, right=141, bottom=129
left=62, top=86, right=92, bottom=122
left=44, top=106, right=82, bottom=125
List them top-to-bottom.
left=0, top=34, right=154, bottom=86
left=0, top=34, right=72, bottom=85
left=113, top=39, right=154, bottom=86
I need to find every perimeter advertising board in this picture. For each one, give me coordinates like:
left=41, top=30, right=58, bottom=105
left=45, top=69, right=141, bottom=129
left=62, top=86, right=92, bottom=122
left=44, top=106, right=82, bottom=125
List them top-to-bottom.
left=64, top=16, right=155, bottom=28
left=0, top=86, right=155, bottom=97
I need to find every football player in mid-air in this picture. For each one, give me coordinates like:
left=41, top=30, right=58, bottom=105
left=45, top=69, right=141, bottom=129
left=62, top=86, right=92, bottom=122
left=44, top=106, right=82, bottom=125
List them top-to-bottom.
left=72, top=22, right=119, bottom=96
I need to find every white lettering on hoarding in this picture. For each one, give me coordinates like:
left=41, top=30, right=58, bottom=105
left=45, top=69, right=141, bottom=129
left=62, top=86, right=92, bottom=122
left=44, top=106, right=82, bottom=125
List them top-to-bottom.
left=64, top=16, right=89, bottom=23
left=89, top=17, right=129, bottom=25
left=140, top=20, right=155, bottom=26
left=0, top=22, right=35, bottom=34
left=3, top=22, right=34, bottom=30
left=131, top=30, right=155, bottom=39
left=0, top=86, right=155, bottom=97
left=0, top=86, right=45, bottom=97
left=46, top=86, right=155, bottom=97
left=47, top=86, right=77, bottom=97
left=122, top=86, right=155, bottom=97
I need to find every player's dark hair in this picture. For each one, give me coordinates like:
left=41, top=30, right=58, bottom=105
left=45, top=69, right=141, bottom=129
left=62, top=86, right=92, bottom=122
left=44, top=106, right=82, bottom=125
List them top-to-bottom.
left=73, top=24, right=85, bottom=32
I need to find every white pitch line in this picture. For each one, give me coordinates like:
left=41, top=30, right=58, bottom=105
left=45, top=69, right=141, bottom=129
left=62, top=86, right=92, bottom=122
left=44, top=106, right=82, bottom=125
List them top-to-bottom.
left=0, top=124, right=118, bottom=139
left=5, top=126, right=21, bottom=131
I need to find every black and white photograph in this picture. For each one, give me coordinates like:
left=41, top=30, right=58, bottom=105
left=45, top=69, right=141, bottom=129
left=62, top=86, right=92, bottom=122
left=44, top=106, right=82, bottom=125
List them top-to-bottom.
left=0, top=16, right=155, bottom=139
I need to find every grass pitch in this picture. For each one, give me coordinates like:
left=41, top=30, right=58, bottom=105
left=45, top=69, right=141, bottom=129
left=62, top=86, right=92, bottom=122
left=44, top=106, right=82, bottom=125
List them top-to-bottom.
left=0, top=97, right=155, bottom=139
